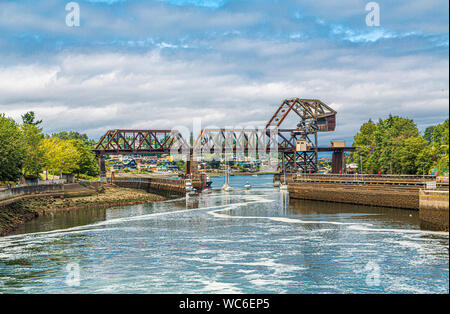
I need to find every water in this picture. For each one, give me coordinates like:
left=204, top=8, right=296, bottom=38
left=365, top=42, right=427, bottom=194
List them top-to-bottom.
left=0, top=175, right=448, bottom=294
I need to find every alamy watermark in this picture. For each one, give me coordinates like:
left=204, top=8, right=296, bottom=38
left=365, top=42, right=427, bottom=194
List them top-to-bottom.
left=66, top=2, right=80, bottom=27
left=365, top=2, right=380, bottom=27
left=364, top=261, right=381, bottom=286
left=65, top=262, right=81, bottom=286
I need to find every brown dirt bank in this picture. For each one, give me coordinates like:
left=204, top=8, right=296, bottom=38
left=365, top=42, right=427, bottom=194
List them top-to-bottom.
left=0, top=185, right=166, bottom=236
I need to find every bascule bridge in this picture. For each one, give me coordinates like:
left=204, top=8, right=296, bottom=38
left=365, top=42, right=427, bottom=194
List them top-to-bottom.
left=93, top=98, right=355, bottom=177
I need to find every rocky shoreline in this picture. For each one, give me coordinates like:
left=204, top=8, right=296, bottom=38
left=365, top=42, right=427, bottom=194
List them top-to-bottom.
left=0, top=185, right=166, bottom=236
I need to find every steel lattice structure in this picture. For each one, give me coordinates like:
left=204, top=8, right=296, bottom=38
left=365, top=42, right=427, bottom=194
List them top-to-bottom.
left=93, top=98, right=353, bottom=177
left=266, top=98, right=337, bottom=173
left=266, top=98, right=336, bottom=130
left=192, top=128, right=279, bottom=155
left=94, top=129, right=190, bottom=154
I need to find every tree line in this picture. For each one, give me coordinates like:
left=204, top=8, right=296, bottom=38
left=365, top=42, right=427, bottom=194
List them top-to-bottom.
left=0, top=112, right=99, bottom=182
left=350, top=115, right=449, bottom=175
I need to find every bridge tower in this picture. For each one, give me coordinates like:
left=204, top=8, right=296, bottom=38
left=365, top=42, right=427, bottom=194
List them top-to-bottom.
left=266, top=98, right=337, bottom=174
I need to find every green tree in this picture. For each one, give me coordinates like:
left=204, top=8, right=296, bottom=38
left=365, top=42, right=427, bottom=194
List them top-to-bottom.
left=21, top=111, right=42, bottom=126
left=0, top=115, right=25, bottom=181
left=351, top=116, right=449, bottom=175
left=351, top=119, right=378, bottom=173
left=423, top=120, right=449, bottom=174
left=424, top=120, right=449, bottom=145
left=21, top=123, right=45, bottom=177
left=52, top=131, right=90, bottom=145
left=394, top=136, right=430, bottom=174
left=41, top=137, right=82, bottom=175
left=71, top=139, right=99, bottom=177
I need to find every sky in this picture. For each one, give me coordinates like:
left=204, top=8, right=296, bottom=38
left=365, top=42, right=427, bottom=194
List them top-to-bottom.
left=0, top=0, right=448, bottom=145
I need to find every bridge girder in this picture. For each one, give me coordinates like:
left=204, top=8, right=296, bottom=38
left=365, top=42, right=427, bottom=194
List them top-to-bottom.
left=93, top=98, right=348, bottom=176
left=93, top=129, right=190, bottom=155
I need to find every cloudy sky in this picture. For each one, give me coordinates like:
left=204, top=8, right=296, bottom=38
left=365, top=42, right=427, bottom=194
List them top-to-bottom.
left=0, top=0, right=448, bottom=144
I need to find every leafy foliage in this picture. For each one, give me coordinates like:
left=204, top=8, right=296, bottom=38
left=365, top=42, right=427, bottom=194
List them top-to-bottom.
left=21, top=111, right=42, bottom=126
left=1, top=112, right=100, bottom=181
left=0, top=115, right=25, bottom=181
left=351, top=116, right=449, bottom=175
left=21, top=123, right=45, bottom=177
left=51, top=131, right=91, bottom=145
left=41, top=137, right=82, bottom=174
left=70, top=139, right=99, bottom=176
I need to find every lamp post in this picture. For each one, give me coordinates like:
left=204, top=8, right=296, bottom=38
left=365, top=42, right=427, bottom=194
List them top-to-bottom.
left=360, top=156, right=363, bottom=179
left=421, top=162, right=427, bottom=177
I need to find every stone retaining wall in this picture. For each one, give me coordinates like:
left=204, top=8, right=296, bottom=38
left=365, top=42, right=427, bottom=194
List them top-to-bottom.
left=113, top=177, right=186, bottom=196
left=288, top=182, right=420, bottom=210
left=0, top=184, right=64, bottom=206
left=419, top=190, right=449, bottom=231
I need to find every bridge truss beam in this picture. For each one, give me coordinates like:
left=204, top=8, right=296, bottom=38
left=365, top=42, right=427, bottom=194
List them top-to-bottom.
left=93, top=98, right=351, bottom=177
left=94, top=129, right=190, bottom=155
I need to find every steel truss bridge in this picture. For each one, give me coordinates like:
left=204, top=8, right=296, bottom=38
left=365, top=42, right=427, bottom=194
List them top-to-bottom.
left=93, top=98, right=355, bottom=177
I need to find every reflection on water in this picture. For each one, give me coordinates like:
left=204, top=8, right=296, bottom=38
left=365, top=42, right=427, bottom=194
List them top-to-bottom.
left=0, top=175, right=448, bottom=294
left=289, top=198, right=421, bottom=228
left=10, top=208, right=108, bottom=236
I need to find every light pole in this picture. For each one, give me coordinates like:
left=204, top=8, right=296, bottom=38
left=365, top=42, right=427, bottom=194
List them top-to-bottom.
left=360, top=156, right=363, bottom=178
left=421, top=162, right=427, bottom=177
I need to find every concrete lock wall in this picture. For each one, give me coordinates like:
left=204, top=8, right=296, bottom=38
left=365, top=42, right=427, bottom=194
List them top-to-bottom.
left=112, top=177, right=187, bottom=196
left=288, top=182, right=420, bottom=210
left=0, top=184, right=65, bottom=207
left=419, top=190, right=449, bottom=231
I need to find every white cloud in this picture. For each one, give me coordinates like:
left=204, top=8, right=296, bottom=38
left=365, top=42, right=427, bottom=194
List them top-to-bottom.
left=0, top=0, right=447, bottom=146
left=0, top=46, right=447, bottom=144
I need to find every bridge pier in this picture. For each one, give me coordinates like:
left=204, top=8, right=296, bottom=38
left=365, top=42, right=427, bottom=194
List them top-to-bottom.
left=186, top=149, right=198, bottom=177
left=331, top=150, right=346, bottom=174
left=186, top=151, right=206, bottom=190
left=97, top=154, right=107, bottom=180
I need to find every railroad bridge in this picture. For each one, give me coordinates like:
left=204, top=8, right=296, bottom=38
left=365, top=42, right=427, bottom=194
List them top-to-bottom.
left=93, top=98, right=355, bottom=178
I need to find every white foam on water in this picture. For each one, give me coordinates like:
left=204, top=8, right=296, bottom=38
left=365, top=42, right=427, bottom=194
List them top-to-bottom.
left=206, top=196, right=449, bottom=238
left=0, top=199, right=258, bottom=243
left=348, top=224, right=449, bottom=236
left=397, top=240, right=424, bottom=250
left=236, top=269, right=255, bottom=274
left=385, top=275, right=435, bottom=294
left=196, top=277, right=243, bottom=294
left=246, top=277, right=295, bottom=288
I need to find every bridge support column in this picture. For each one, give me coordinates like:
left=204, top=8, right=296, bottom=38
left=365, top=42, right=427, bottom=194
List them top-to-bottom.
left=331, top=150, right=346, bottom=174
left=186, top=151, right=200, bottom=177
left=186, top=151, right=205, bottom=190
left=97, top=154, right=107, bottom=180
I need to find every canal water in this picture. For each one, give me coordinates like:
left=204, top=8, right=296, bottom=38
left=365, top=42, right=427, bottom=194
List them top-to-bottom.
left=0, top=175, right=448, bottom=293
